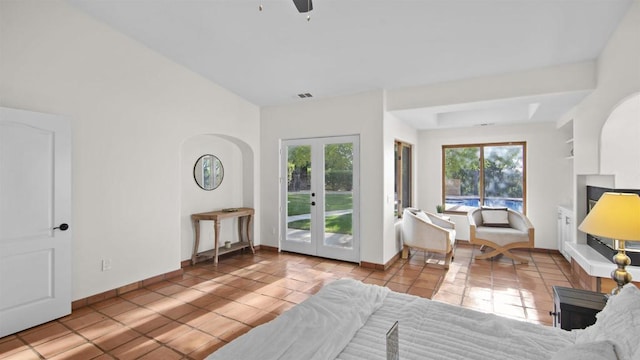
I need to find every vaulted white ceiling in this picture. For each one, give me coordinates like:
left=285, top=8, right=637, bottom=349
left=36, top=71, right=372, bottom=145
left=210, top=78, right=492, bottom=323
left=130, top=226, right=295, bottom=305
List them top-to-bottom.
left=70, top=0, right=632, bottom=129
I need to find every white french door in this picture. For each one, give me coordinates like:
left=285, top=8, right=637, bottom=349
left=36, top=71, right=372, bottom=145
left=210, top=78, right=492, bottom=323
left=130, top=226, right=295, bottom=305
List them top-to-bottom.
left=0, top=107, right=72, bottom=337
left=280, top=135, right=360, bottom=263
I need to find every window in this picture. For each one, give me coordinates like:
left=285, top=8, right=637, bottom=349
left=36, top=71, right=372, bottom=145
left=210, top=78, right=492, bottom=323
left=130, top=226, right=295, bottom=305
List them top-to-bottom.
left=395, top=141, right=412, bottom=217
left=442, top=142, right=526, bottom=213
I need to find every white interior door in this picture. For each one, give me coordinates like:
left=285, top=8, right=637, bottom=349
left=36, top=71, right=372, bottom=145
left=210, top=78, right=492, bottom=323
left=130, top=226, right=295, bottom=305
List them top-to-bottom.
left=0, top=107, right=72, bottom=337
left=280, top=135, right=360, bottom=263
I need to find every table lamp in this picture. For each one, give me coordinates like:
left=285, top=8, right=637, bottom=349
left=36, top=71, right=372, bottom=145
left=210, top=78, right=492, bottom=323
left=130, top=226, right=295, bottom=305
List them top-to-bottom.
left=578, top=192, right=640, bottom=295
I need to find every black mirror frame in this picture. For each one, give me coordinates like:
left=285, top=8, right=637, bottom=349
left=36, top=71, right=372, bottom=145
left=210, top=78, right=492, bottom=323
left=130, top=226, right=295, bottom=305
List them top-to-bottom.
left=193, top=154, right=224, bottom=191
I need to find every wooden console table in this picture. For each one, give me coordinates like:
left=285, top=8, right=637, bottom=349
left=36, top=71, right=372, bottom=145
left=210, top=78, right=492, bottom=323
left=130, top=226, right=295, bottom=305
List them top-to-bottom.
left=191, top=207, right=255, bottom=265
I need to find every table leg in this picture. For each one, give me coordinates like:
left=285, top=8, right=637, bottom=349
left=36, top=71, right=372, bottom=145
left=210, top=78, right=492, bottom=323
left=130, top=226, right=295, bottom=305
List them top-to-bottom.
left=246, top=215, right=255, bottom=254
left=237, top=216, right=243, bottom=251
left=191, top=219, right=200, bottom=265
left=213, top=220, right=221, bottom=265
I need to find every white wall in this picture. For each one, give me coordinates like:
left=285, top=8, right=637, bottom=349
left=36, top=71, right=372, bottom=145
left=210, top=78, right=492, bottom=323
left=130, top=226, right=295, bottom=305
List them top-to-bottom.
left=0, top=1, right=260, bottom=300
left=571, top=1, right=640, bottom=225
left=572, top=1, right=640, bottom=176
left=386, top=62, right=596, bottom=112
left=260, top=91, right=386, bottom=264
left=600, top=93, right=640, bottom=189
left=383, top=109, right=418, bottom=260
left=417, top=122, right=569, bottom=249
left=181, top=135, right=249, bottom=260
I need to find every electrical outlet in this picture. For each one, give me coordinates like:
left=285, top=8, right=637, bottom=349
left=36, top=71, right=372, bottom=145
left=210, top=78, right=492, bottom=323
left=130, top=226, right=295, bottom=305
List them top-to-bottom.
left=101, top=259, right=112, bottom=271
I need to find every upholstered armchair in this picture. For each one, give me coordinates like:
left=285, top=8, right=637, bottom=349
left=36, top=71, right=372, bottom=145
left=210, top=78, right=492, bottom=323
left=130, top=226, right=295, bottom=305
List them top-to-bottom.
left=468, top=207, right=534, bottom=263
left=402, top=208, right=456, bottom=269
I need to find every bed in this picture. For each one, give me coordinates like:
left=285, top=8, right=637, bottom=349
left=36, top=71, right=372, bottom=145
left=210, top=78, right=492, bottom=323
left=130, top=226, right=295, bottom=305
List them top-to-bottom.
left=206, top=279, right=640, bottom=360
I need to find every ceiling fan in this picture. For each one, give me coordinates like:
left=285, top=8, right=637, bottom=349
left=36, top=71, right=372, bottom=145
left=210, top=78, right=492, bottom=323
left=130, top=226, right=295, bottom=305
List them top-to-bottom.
left=259, top=0, right=313, bottom=20
left=292, top=0, right=313, bottom=13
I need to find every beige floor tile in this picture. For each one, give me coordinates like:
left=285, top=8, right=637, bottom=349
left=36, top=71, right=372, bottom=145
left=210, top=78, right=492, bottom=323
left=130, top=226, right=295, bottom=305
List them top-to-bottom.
left=407, top=286, right=435, bottom=298
left=18, top=322, right=71, bottom=346
left=93, top=328, right=140, bottom=351
left=166, top=329, right=216, bottom=355
left=32, top=333, right=88, bottom=359
left=109, top=336, right=160, bottom=360
left=0, top=338, right=30, bottom=359
left=49, top=342, right=104, bottom=360
left=137, top=346, right=183, bottom=360
left=0, top=348, right=42, bottom=360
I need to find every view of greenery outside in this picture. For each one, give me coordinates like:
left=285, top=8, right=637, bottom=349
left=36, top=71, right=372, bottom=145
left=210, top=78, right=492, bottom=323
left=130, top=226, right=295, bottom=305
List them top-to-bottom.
left=394, top=141, right=412, bottom=218
left=287, top=143, right=354, bottom=235
left=444, top=143, right=524, bottom=212
left=483, top=145, right=523, bottom=200
left=444, top=146, right=480, bottom=199
left=203, top=156, right=212, bottom=189
left=287, top=193, right=353, bottom=234
left=287, top=193, right=354, bottom=215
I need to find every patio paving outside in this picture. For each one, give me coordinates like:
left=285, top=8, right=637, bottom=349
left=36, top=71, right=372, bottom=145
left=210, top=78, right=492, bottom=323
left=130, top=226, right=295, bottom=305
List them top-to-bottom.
left=286, top=209, right=353, bottom=248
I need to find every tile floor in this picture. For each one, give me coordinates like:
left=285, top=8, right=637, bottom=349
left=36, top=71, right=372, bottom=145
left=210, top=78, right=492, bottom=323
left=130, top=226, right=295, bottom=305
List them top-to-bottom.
left=0, top=244, right=576, bottom=360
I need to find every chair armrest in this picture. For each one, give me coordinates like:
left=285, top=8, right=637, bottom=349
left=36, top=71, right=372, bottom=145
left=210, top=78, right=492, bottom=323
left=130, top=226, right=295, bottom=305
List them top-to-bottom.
left=468, top=208, right=482, bottom=227
left=508, top=209, right=534, bottom=232
left=402, top=212, right=454, bottom=248
left=426, top=212, right=455, bottom=229
left=411, top=215, right=452, bottom=234
left=423, top=221, right=454, bottom=235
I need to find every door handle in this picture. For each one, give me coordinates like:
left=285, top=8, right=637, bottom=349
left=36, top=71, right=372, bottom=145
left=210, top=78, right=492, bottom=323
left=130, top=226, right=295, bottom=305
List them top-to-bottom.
left=53, top=223, right=69, bottom=231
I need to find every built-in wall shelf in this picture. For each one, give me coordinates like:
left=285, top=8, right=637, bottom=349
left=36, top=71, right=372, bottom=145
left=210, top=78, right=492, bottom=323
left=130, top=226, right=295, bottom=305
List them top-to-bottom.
left=559, top=119, right=574, bottom=159
left=565, top=138, right=574, bottom=159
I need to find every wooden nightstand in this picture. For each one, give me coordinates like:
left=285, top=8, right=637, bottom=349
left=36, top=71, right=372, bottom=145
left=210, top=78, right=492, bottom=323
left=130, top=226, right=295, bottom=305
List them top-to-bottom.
left=551, top=286, right=607, bottom=330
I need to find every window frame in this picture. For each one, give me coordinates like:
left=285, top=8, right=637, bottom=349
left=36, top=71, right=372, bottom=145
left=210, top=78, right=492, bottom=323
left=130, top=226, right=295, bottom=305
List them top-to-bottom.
left=395, top=140, right=413, bottom=218
left=441, top=141, right=527, bottom=214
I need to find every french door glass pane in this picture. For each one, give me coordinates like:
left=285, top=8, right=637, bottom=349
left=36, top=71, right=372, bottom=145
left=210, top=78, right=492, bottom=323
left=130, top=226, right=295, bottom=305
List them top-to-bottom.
left=323, top=143, right=353, bottom=249
left=287, top=145, right=311, bottom=243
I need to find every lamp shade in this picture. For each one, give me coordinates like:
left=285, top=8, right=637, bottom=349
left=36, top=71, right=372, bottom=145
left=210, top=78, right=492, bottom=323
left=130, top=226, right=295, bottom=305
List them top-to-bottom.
left=578, top=192, right=640, bottom=241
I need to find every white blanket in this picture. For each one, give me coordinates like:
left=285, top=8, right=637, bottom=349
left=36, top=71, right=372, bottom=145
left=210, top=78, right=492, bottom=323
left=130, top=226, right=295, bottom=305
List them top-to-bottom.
left=206, top=279, right=389, bottom=360
left=207, top=279, right=575, bottom=360
left=337, top=290, right=575, bottom=360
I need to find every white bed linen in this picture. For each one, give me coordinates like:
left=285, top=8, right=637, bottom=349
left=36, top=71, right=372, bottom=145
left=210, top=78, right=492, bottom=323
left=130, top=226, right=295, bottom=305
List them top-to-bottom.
left=206, top=279, right=389, bottom=360
left=207, top=279, right=575, bottom=360
left=337, top=290, right=575, bottom=360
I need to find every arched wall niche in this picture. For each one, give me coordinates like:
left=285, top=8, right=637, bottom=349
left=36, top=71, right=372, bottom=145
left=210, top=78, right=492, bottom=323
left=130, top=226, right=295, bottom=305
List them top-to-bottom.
left=600, top=92, right=640, bottom=189
left=180, top=134, right=255, bottom=261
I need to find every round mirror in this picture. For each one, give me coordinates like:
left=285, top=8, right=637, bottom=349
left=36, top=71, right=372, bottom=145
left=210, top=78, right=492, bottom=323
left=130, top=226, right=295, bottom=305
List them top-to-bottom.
left=193, top=154, right=224, bottom=190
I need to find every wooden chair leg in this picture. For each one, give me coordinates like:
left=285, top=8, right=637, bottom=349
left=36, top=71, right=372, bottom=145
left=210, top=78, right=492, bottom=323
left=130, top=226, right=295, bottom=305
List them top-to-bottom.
left=402, top=246, right=409, bottom=259
left=474, top=246, right=529, bottom=264
left=474, top=247, right=501, bottom=260
left=444, top=251, right=453, bottom=270
left=503, top=251, right=529, bottom=264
